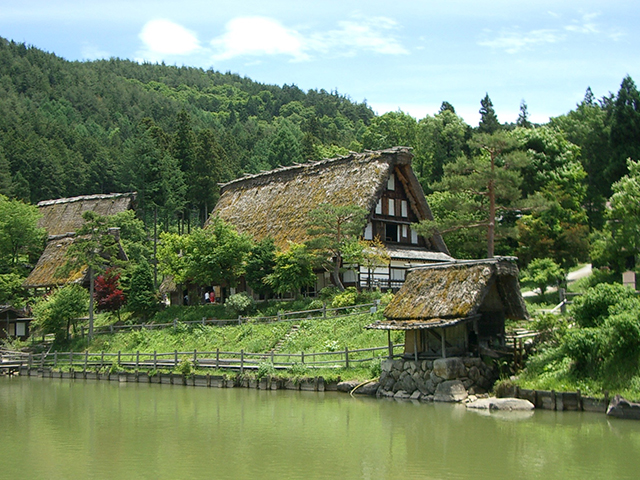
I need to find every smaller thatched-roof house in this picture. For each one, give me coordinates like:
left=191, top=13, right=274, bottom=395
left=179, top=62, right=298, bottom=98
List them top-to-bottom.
left=23, top=193, right=135, bottom=290
left=367, top=257, right=528, bottom=359
left=0, top=305, right=32, bottom=340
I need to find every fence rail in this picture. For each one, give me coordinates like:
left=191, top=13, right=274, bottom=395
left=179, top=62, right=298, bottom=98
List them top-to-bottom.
left=85, top=301, right=381, bottom=337
left=1, top=343, right=404, bottom=373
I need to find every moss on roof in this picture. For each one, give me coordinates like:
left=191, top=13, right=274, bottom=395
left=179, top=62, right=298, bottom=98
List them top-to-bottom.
left=210, top=147, right=448, bottom=252
left=382, top=258, right=528, bottom=323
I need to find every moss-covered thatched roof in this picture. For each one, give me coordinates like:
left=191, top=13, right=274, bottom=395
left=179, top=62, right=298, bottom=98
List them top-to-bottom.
left=209, top=147, right=448, bottom=253
left=24, top=192, right=135, bottom=289
left=38, top=192, right=135, bottom=237
left=23, top=235, right=86, bottom=289
left=369, top=257, right=528, bottom=330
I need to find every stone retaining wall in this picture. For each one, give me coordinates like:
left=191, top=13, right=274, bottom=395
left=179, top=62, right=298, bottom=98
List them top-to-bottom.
left=377, top=356, right=497, bottom=401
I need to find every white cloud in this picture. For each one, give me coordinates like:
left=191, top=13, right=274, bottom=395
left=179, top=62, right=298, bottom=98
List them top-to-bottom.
left=565, top=13, right=599, bottom=34
left=210, top=15, right=408, bottom=62
left=211, top=17, right=308, bottom=62
left=309, top=17, right=409, bottom=57
left=139, top=19, right=201, bottom=55
left=478, top=28, right=565, bottom=54
left=81, top=44, right=110, bottom=60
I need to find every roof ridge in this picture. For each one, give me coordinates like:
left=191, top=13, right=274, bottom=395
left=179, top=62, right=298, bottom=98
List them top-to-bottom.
left=37, top=192, right=136, bottom=207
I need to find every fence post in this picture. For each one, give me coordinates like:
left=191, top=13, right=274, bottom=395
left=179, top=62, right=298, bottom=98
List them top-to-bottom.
left=559, top=288, right=567, bottom=314
left=322, top=302, right=326, bottom=318
left=277, top=311, right=281, bottom=322
left=202, top=316, right=206, bottom=326
left=238, top=316, right=242, bottom=325
left=173, top=318, right=177, bottom=328
left=110, top=325, right=114, bottom=334
left=81, top=326, right=85, bottom=338
left=388, top=331, right=393, bottom=359
left=345, top=346, right=349, bottom=369
left=216, top=348, right=219, bottom=369
left=193, top=349, right=197, bottom=367
left=240, top=349, right=244, bottom=374
left=174, top=350, right=178, bottom=367
left=270, top=350, right=274, bottom=366
left=54, top=351, right=57, bottom=368
left=70, top=351, right=73, bottom=367
left=84, top=351, right=88, bottom=370
left=101, top=351, right=104, bottom=368
left=117, top=351, right=121, bottom=366
left=136, top=351, right=140, bottom=369
left=153, top=351, right=157, bottom=369
left=301, top=351, right=305, bottom=364
left=28, top=352, right=32, bottom=368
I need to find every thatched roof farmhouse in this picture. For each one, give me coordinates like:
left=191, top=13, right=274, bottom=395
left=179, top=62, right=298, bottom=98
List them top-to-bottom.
left=210, top=147, right=452, bottom=292
left=23, top=193, right=135, bottom=290
left=368, top=257, right=528, bottom=358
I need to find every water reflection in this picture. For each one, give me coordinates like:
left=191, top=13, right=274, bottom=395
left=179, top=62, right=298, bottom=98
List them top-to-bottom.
left=0, top=377, right=639, bottom=479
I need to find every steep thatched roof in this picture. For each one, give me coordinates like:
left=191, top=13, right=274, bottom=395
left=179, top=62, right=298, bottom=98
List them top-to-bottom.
left=209, top=147, right=448, bottom=253
left=24, top=192, right=135, bottom=290
left=38, top=192, right=136, bottom=237
left=23, top=235, right=86, bottom=288
left=368, top=257, right=528, bottom=330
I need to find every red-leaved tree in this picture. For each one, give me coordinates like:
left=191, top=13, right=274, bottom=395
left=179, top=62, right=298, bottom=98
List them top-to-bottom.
left=94, top=267, right=126, bottom=321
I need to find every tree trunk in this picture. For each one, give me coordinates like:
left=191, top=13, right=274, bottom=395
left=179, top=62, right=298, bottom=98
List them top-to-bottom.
left=89, top=265, right=94, bottom=339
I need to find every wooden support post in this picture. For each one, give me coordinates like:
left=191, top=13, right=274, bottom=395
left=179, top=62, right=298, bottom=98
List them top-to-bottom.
left=323, top=302, right=327, bottom=318
left=387, top=330, right=393, bottom=359
left=345, top=346, right=350, bottom=369
left=216, top=348, right=219, bottom=369
left=193, top=349, right=197, bottom=366
left=240, top=349, right=244, bottom=374
left=174, top=350, right=178, bottom=368
left=270, top=350, right=274, bottom=365
left=54, top=351, right=57, bottom=368
left=70, top=351, right=73, bottom=367
left=84, top=351, right=88, bottom=370
left=101, top=351, right=104, bottom=368
left=117, top=351, right=121, bottom=366
left=136, top=351, right=140, bottom=368
left=153, top=351, right=157, bottom=369
left=301, top=351, right=305, bottom=364
left=28, top=352, right=32, bottom=368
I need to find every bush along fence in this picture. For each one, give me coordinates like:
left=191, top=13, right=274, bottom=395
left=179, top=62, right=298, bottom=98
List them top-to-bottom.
left=83, top=301, right=382, bottom=337
left=0, top=341, right=404, bottom=375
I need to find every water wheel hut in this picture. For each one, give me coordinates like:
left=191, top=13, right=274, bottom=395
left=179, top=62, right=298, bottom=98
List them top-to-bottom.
left=208, top=147, right=452, bottom=296
left=368, top=257, right=528, bottom=359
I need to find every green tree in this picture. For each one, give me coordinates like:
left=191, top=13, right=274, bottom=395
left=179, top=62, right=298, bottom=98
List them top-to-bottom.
left=608, top=75, right=640, bottom=188
left=478, top=93, right=500, bottom=134
left=516, top=100, right=532, bottom=128
left=413, top=109, right=469, bottom=189
left=362, top=111, right=417, bottom=150
left=416, top=131, right=528, bottom=258
left=591, top=159, right=640, bottom=272
left=0, top=195, right=46, bottom=272
left=306, top=203, right=368, bottom=291
left=61, top=211, right=123, bottom=338
left=157, top=218, right=252, bottom=288
left=244, top=237, right=277, bottom=298
left=265, top=243, right=316, bottom=296
left=126, top=258, right=158, bottom=321
left=521, top=258, right=563, bottom=298
left=32, top=284, right=88, bottom=343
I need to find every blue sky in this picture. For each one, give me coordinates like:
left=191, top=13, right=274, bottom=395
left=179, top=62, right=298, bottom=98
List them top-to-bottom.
left=2, top=1, right=638, bottom=125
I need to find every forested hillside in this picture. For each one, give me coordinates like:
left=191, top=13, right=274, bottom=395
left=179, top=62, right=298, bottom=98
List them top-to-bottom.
left=2, top=36, right=640, bottom=275
left=0, top=37, right=373, bottom=227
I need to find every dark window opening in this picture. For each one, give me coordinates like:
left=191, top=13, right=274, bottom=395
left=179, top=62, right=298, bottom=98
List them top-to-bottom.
left=385, top=224, right=398, bottom=242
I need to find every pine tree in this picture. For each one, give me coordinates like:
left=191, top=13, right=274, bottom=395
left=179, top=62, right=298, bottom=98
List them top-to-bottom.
left=478, top=93, right=500, bottom=134
left=516, top=100, right=532, bottom=128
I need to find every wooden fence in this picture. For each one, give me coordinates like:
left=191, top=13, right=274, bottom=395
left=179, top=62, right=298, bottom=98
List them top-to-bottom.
left=84, top=301, right=381, bottom=337
left=1, top=342, right=404, bottom=374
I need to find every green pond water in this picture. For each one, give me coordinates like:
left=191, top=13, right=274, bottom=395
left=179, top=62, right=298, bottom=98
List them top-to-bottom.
left=1, top=376, right=639, bottom=480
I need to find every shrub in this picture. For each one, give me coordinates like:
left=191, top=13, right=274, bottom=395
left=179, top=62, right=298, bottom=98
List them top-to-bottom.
left=521, top=258, right=563, bottom=296
left=571, top=283, right=636, bottom=328
left=32, top=285, right=89, bottom=343
left=331, top=287, right=358, bottom=308
left=225, top=293, right=255, bottom=316
left=256, top=362, right=276, bottom=379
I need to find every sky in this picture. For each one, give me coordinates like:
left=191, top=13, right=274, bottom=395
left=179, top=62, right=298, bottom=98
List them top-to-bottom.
left=1, top=0, right=639, bottom=125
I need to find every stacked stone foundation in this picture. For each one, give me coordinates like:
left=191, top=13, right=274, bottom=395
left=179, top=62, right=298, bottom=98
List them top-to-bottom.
left=377, top=357, right=497, bottom=402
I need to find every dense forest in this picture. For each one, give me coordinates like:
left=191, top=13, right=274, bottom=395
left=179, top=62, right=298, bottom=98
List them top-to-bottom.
left=1, top=36, right=640, bottom=276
